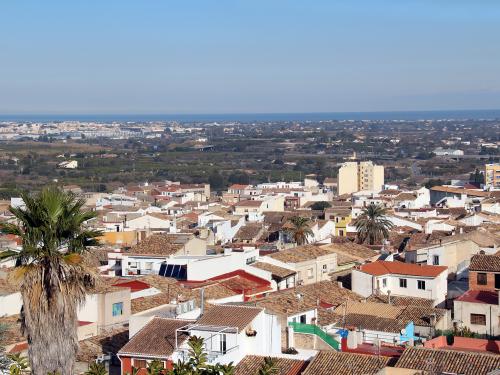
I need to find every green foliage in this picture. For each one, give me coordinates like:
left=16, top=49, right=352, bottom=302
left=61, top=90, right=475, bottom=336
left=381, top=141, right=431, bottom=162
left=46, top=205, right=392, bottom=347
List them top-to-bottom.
left=469, top=168, right=485, bottom=185
left=208, top=171, right=225, bottom=191
left=424, top=178, right=444, bottom=189
left=0, top=187, right=103, bottom=375
left=310, top=201, right=331, bottom=211
left=355, top=204, right=394, bottom=245
left=285, top=216, right=313, bottom=246
left=169, top=335, right=234, bottom=375
left=7, top=353, right=29, bottom=375
left=257, top=357, right=279, bottom=375
left=85, top=362, right=108, bottom=375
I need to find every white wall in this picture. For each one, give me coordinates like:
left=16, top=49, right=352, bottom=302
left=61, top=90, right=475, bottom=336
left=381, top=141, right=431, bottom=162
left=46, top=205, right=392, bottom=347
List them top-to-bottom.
left=351, top=270, right=373, bottom=297
left=0, top=292, right=22, bottom=317
left=78, top=294, right=99, bottom=322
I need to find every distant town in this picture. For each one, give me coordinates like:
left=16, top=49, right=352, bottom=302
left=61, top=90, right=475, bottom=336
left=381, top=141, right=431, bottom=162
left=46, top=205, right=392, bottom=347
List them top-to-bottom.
left=0, top=117, right=499, bottom=374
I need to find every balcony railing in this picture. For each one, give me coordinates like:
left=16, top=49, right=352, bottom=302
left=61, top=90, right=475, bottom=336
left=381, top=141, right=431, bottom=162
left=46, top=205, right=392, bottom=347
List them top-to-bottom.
left=288, top=322, right=340, bottom=351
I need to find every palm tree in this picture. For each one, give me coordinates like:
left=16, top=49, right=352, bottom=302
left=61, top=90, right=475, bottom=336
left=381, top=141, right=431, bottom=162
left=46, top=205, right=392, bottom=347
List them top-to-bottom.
left=0, top=187, right=102, bottom=375
left=355, top=204, right=394, bottom=245
left=285, top=216, right=313, bottom=246
left=257, top=357, right=279, bottom=375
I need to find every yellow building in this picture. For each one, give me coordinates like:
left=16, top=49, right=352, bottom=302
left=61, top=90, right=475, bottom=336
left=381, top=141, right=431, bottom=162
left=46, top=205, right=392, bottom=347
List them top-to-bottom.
left=338, top=161, right=384, bottom=195
left=485, top=163, right=500, bottom=189
left=325, top=208, right=352, bottom=236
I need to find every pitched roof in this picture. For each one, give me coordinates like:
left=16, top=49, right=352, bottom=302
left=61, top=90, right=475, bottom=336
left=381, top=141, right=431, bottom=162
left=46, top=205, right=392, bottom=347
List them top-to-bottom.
left=430, top=186, right=491, bottom=197
left=235, top=200, right=263, bottom=207
left=234, top=223, right=264, bottom=241
left=126, top=233, right=194, bottom=256
left=320, top=242, right=379, bottom=261
left=267, top=245, right=335, bottom=263
left=469, top=254, right=500, bottom=272
left=358, top=261, right=447, bottom=278
left=250, top=262, right=296, bottom=279
left=253, top=280, right=362, bottom=315
left=455, top=290, right=498, bottom=305
left=334, top=301, right=403, bottom=319
left=195, top=305, right=262, bottom=331
left=118, top=318, right=191, bottom=358
left=78, top=327, right=129, bottom=362
left=395, top=347, right=500, bottom=375
left=303, top=350, right=390, bottom=375
left=234, top=355, right=307, bottom=375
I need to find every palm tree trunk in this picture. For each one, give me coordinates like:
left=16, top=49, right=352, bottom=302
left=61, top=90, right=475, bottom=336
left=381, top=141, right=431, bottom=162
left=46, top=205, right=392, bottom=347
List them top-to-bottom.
left=21, top=264, right=80, bottom=375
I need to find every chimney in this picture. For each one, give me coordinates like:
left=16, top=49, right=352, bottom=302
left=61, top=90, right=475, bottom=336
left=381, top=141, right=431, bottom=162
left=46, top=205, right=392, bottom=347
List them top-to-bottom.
left=387, top=290, right=391, bottom=305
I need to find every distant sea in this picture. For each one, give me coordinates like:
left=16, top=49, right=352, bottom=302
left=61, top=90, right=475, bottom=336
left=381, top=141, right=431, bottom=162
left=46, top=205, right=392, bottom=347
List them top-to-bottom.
left=1, top=109, right=500, bottom=122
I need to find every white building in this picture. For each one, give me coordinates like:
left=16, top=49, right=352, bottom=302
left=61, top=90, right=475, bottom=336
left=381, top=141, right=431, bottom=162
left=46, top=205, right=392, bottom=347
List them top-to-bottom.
left=351, top=261, right=448, bottom=307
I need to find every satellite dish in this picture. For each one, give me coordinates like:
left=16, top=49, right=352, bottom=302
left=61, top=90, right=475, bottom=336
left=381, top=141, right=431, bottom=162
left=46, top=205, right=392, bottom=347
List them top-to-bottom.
left=401, top=328, right=407, bottom=335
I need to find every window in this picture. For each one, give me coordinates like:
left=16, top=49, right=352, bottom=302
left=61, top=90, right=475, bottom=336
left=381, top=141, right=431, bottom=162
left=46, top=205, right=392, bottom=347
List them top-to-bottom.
left=339, top=230, right=344, bottom=236
left=433, top=255, right=439, bottom=265
left=246, top=256, right=256, bottom=265
left=144, top=262, right=153, bottom=270
left=322, top=264, right=328, bottom=273
left=307, top=268, right=314, bottom=279
left=477, top=273, right=487, bottom=285
left=495, top=274, right=500, bottom=290
left=382, top=278, right=387, bottom=288
left=399, top=278, right=407, bottom=288
left=417, top=280, right=426, bottom=290
left=112, top=302, right=124, bottom=317
left=470, top=313, right=486, bottom=326
left=300, top=314, right=307, bottom=324
left=220, top=334, right=227, bottom=354
left=133, top=359, right=147, bottom=369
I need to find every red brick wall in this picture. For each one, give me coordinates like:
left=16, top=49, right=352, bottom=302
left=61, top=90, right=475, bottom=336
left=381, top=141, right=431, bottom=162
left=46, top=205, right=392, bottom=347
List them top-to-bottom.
left=469, top=271, right=497, bottom=292
left=119, top=356, right=173, bottom=375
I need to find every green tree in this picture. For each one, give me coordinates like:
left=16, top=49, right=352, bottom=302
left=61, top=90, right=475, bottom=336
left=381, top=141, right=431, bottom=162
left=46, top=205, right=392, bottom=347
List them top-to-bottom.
left=469, top=168, right=485, bottom=185
left=208, top=171, right=225, bottom=191
left=0, top=187, right=102, bottom=375
left=310, top=201, right=331, bottom=211
left=355, top=204, right=394, bottom=245
left=285, top=216, right=313, bottom=246
left=170, top=335, right=234, bottom=375
left=7, top=353, right=29, bottom=375
left=257, top=357, right=279, bottom=375
left=85, top=362, right=108, bottom=375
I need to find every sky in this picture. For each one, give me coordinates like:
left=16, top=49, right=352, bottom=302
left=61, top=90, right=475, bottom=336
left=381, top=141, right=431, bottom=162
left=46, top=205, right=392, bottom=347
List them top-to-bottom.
left=1, top=0, right=499, bottom=115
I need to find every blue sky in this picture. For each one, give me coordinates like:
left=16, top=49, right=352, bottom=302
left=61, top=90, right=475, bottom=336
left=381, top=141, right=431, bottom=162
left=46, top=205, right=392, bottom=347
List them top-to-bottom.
left=1, top=1, right=499, bottom=114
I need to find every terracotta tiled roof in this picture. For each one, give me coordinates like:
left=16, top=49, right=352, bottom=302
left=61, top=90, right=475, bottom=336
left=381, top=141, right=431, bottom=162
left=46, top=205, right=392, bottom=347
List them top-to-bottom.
left=430, top=186, right=491, bottom=197
left=235, top=200, right=263, bottom=207
left=234, top=223, right=265, bottom=241
left=126, top=233, right=194, bottom=256
left=320, top=242, right=379, bottom=261
left=267, top=245, right=335, bottom=263
left=469, top=254, right=500, bottom=272
left=358, top=261, right=447, bottom=278
left=250, top=262, right=296, bottom=279
left=131, top=275, right=238, bottom=313
left=253, top=280, right=362, bottom=315
left=455, top=290, right=498, bottom=305
left=367, top=295, right=435, bottom=308
left=334, top=301, right=403, bottom=319
left=195, top=305, right=262, bottom=331
left=337, top=313, right=408, bottom=333
left=118, top=318, right=190, bottom=358
left=78, top=327, right=129, bottom=362
left=395, top=347, right=500, bottom=375
left=303, top=350, right=390, bottom=375
left=234, top=355, right=307, bottom=375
